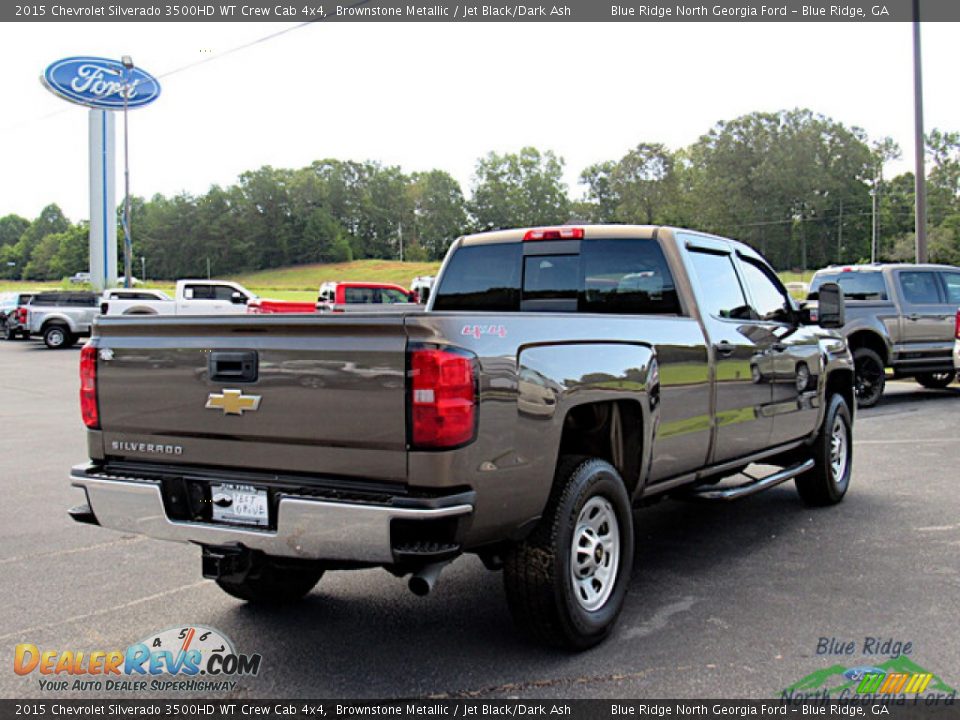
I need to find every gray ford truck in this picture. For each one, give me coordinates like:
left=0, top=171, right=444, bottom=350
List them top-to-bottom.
left=70, top=225, right=854, bottom=649
left=807, top=263, right=960, bottom=407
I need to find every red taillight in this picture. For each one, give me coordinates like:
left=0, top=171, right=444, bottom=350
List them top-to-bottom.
left=523, top=227, right=584, bottom=241
left=16, top=307, right=26, bottom=323
left=955, top=310, right=960, bottom=340
left=80, top=343, right=99, bottom=429
left=409, top=347, right=477, bottom=449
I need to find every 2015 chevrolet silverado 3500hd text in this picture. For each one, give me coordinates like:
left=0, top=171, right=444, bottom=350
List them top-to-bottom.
left=68, top=225, right=854, bottom=649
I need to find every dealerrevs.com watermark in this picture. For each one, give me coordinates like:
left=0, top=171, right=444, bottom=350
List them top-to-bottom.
left=14, top=626, right=262, bottom=693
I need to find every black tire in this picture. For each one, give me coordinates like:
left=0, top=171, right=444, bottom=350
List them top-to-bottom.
left=42, top=324, right=72, bottom=350
left=3, top=327, right=14, bottom=341
left=853, top=347, right=885, bottom=408
left=915, top=371, right=955, bottom=390
left=795, top=394, right=853, bottom=507
left=503, top=456, right=634, bottom=650
left=215, top=560, right=323, bottom=605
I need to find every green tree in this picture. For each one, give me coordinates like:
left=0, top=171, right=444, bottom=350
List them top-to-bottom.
left=688, top=109, right=873, bottom=269
left=926, top=129, right=960, bottom=225
left=611, top=143, right=677, bottom=224
left=470, top=147, right=570, bottom=230
left=578, top=160, right=619, bottom=222
left=409, top=170, right=468, bottom=260
left=12, top=204, right=71, bottom=278
left=304, top=208, right=352, bottom=263
left=0, top=214, right=29, bottom=247
left=49, top=223, right=89, bottom=279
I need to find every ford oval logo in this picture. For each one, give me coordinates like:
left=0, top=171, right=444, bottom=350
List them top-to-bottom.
left=42, top=56, right=161, bottom=110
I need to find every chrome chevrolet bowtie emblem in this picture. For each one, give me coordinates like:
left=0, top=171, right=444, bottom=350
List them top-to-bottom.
left=205, top=389, right=261, bottom=416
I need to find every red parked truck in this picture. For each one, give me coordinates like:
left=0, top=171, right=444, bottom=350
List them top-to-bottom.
left=247, top=282, right=420, bottom=314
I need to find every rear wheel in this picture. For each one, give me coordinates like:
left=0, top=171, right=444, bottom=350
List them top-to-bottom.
left=42, top=324, right=72, bottom=350
left=853, top=347, right=885, bottom=408
left=915, top=371, right=955, bottom=389
left=795, top=394, right=853, bottom=507
left=503, top=456, right=633, bottom=649
left=215, top=560, right=324, bottom=605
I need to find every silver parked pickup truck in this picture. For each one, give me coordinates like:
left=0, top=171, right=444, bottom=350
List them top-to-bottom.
left=69, top=225, right=854, bottom=648
left=808, top=263, right=960, bottom=407
left=27, top=291, right=99, bottom=349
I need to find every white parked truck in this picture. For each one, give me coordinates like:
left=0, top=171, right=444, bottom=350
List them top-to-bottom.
left=101, top=280, right=257, bottom=316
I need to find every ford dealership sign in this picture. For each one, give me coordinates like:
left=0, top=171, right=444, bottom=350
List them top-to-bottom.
left=42, top=57, right=161, bottom=110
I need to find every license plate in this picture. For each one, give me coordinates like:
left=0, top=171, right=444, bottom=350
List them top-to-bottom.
left=210, top=483, right=268, bottom=527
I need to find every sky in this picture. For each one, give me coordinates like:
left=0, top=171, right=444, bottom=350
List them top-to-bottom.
left=0, top=21, right=958, bottom=222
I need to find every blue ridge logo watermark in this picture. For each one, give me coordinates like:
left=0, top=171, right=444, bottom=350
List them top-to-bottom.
left=781, top=637, right=956, bottom=704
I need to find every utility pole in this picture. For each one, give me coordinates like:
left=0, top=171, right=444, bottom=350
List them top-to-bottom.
left=913, top=0, right=928, bottom=262
left=120, top=55, right=134, bottom=288
left=871, top=183, right=878, bottom=263
left=837, top=199, right=843, bottom=262
left=398, top=221, right=404, bottom=263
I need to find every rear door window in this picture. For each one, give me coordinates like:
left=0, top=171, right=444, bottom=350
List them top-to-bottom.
left=898, top=271, right=943, bottom=304
left=939, top=271, right=960, bottom=304
left=184, top=284, right=213, bottom=300
left=344, top=287, right=376, bottom=303
left=31, top=294, right=62, bottom=306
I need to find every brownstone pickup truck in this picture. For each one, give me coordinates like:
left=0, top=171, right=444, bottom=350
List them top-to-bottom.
left=70, top=225, right=854, bottom=648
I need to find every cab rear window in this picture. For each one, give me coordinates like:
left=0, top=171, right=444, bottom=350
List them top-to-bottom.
left=433, top=239, right=680, bottom=315
left=809, top=271, right=888, bottom=301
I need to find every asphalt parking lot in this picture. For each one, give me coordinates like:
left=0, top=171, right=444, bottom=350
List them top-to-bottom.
left=1, top=338, right=958, bottom=700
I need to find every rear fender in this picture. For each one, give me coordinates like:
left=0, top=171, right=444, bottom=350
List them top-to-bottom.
left=39, top=312, right=76, bottom=333
left=515, top=342, right=658, bottom=503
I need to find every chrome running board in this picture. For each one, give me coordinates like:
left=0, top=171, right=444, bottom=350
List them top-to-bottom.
left=685, top=459, right=815, bottom=501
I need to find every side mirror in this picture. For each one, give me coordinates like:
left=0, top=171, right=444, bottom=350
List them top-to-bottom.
left=817, top=282, right=845, bottom=329
left=231, top=292, right=247, bottom=305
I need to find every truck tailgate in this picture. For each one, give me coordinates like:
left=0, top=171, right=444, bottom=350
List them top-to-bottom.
left=92, top=314, right=409, bottom=482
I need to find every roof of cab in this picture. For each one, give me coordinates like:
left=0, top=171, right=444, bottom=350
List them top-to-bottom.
left=458, top=224, right=660, bottom=246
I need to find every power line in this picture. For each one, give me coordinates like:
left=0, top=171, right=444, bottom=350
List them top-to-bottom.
left=0, top=6, right=371, bottom=136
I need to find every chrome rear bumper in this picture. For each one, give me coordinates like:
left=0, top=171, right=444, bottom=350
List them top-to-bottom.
left=70, top=466, right=472, bottom=564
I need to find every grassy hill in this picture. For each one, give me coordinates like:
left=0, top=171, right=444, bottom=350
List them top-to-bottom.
left=230, top=260, right=442, bottom=291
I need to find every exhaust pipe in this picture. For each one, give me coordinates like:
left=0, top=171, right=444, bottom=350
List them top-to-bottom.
left=408, top=561, right=450, bottom=597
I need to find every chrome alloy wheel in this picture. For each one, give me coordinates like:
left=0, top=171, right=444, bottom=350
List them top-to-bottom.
left=830, top=415, right=849, bottom=488
left=569, top=496, right=620, bottom=612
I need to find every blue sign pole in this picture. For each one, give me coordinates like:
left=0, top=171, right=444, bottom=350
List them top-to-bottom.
left=88, top=110, right=116, bottom=292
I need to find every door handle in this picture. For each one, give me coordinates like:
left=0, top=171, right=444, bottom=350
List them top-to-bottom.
left=907, top=313, right=921, bottom=321
left=714, top=341, right=736, bottom=358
